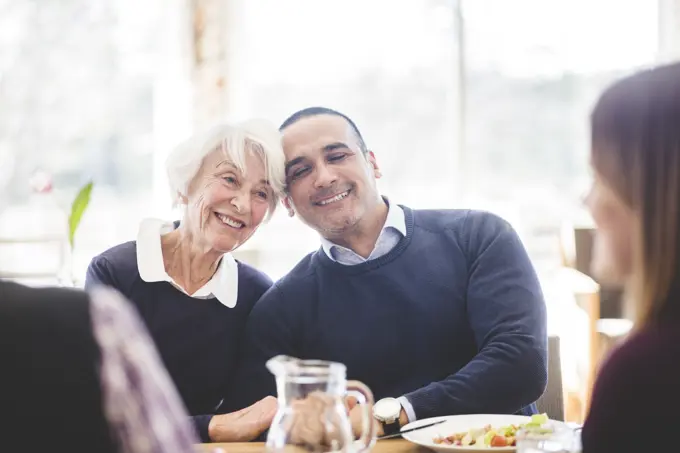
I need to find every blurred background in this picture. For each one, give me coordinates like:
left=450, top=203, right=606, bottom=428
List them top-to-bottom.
left=1, top=0, right=679, bottom=423
left=2, top=0, right=678, bottom=283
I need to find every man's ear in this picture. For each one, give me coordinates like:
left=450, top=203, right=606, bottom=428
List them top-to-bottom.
left=367, top=150, right=382, bottom=179
left=282, top=196, right=295, bottom=217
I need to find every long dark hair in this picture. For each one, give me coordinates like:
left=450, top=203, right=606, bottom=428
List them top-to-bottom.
left=591, top=61, right=680, bottom=326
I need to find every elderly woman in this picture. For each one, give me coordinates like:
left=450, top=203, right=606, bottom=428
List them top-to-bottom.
left=85, top=119, right=284, bottom=443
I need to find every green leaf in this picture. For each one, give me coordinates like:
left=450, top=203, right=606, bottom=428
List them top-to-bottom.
left=68, top=181, right=94, bottom=248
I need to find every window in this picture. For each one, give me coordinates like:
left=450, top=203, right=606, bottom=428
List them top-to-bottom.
left=0, top=0, right=168, bottom=283
left=0, top=0, right=665, bottom=282
left=226, top=0, right=462, bottom=279
left=226, top=0, right=659, bottom=278
left=461, top=0, right=658, bottom=270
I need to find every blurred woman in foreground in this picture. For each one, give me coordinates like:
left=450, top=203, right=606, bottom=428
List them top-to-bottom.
left=582, top=61, right=680, bottom=452
left=1, top=280, right=198, bottom=453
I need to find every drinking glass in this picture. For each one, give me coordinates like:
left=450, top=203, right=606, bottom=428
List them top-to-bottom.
left=516, top=424, right=581, bottom=453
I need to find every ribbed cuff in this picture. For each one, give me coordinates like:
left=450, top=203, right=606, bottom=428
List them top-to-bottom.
left=398, top=396, right=417, bottom=423
left=192, top=414, right=213, bottom=443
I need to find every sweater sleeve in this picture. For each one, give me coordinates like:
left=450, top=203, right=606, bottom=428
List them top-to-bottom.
left=404, top=211, right=548, bottom=419
left=85, top=256, right=119, bottom=290
left=192, top=270, right=275, bottom=442
left=220, top=283, right=302, bottom=413
left=191, top=415, right=214, bottom=443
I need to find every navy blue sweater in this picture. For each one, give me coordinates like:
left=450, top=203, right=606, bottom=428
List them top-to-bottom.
left=225, top=207, right=547, bottom=420
left=84, top=241, right=272, bottom=441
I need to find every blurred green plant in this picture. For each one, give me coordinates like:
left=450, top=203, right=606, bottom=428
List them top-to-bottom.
left=68, top=181, right=93, bottom=248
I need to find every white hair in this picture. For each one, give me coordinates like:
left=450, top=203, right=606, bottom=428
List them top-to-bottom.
left=166, top=119, right=286, bottom=220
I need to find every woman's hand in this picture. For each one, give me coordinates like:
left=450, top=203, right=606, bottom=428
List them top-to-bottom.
left=208, top=396, right=278, bottom=442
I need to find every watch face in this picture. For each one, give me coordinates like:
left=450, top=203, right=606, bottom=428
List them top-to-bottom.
left=374, top=398, right=401, bottom=419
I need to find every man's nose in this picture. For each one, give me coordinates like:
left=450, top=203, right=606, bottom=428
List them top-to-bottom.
left=313, top=164, right=337, bottom=189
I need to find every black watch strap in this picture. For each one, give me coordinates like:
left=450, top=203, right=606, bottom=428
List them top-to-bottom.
left=381, top=419, right=401, bottom=436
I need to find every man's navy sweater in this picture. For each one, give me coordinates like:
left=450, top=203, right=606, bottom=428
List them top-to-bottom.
left=225, top=207, right=548, bottom=420
left=85, top=242, right=272, bottom=441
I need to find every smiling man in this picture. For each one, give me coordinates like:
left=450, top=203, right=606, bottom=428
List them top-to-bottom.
left=227, top=107, right=548, bottom=437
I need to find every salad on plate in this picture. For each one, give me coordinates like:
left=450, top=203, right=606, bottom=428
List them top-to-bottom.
left=432, top=413, right=553, bottom=448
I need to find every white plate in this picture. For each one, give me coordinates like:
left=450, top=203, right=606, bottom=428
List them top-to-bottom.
left=399, top=414, right=568, bottom=452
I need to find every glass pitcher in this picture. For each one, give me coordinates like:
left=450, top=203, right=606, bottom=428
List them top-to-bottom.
left=265, top=355, right=377, bottom=452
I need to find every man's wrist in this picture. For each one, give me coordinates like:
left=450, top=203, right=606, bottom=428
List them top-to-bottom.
left=397, top=396, right=417, bottom=424
left=398, top=408, right=408, bottom=427
left=207, top=415, right=219, bottom=442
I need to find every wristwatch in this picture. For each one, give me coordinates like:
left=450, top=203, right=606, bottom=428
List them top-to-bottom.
left=373, top=397, right=402, bottom=436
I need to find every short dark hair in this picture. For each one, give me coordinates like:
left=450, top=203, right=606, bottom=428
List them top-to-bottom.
left=279, top=106, right=368, bottom=153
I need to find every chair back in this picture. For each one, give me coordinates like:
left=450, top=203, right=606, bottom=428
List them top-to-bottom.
left=536, top=335, right=565, bottom=421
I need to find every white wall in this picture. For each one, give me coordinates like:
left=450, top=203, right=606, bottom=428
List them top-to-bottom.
left=659, top=0, right=680, bottom=61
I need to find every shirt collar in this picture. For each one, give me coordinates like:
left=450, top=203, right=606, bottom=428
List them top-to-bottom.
left=319, top=197, right=407, bottom=257
left=136, top=218, right=239, bottom=308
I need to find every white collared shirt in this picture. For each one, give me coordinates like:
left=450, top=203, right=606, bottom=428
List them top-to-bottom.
left=320, top=198, right=407, bottom=265
left=135, top=218, right=239, bottom=308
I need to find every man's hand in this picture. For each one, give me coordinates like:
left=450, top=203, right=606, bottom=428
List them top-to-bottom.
left=208, top=396, right=278, bottom=442
left=348, top=404, right=378, bottom=438
left=349, top=404, right=408, bottom=438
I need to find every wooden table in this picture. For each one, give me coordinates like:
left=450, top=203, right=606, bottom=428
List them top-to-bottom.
left=196, top=440, right=430, bottom=452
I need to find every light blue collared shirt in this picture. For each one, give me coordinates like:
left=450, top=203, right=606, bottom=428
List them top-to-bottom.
left=319, top=199, right=418, bottom=423
left=320, top=199, right=406, bottom=265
